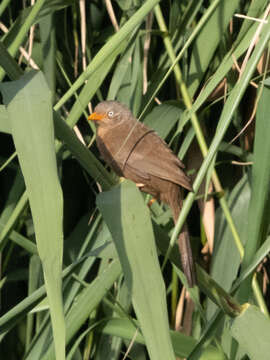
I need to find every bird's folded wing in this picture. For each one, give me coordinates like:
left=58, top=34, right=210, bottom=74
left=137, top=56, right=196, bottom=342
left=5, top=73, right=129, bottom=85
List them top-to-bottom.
left=125, top=131, right=192, bottom=191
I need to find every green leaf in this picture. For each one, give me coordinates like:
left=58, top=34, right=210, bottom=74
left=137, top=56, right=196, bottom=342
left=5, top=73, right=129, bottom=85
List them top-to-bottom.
left=40, top=13, right=56, bottom=96
left=107, top=42, right=135, bottom=101
left=0, top=71, right=65, bottom=360
left=239, top=84, right=270, bottom=301
left=143, top=102, right=182, bottom=139
left=0, top=105, right=10, bottom=134
left=207, top=174, right=250, bottom=319
left=97, top=180, right=175, bottom=360
left=230, top=304, right=270, bottom=360
left=100, top=318, right=227, bottom=359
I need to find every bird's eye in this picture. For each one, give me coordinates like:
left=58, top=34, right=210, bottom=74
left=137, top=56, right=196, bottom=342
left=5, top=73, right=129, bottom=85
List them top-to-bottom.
left=107, top=111, right=114, bottom=118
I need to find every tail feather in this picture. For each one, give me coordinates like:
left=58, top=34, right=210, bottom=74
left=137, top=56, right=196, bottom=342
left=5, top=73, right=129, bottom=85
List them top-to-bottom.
left=170, top=188, right=197, bottom=287
left=177, top=223, right=196, bottom=287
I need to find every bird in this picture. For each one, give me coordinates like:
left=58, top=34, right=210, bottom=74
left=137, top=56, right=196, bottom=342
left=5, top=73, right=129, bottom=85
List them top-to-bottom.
left=88, top=100, right=196, bottom=287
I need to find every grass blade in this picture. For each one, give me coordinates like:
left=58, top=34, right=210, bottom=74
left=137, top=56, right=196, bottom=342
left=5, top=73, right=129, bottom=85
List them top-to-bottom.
left=0, top=71, right=65, bottom=360
left=240, top=84, right=270, bottom=297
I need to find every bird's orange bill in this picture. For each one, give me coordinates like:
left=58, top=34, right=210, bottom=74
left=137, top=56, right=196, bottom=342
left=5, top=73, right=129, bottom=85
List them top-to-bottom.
left=88, top=112, right=106, bottom=121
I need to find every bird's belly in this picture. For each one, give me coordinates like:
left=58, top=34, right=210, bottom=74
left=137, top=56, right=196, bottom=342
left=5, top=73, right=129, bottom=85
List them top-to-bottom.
left=123, top=165, right=174, bottom=202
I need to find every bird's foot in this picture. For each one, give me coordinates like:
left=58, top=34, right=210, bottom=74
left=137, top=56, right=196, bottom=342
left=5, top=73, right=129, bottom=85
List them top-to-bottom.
left=147, top=198, right=157, bottom=207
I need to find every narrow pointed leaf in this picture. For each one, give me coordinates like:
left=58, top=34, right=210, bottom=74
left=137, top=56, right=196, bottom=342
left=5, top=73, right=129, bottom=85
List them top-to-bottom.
left=0, top=71, right=65, bottom=360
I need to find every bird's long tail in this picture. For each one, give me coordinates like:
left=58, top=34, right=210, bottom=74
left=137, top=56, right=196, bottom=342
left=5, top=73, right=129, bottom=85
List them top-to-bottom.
left=171, top=190, right=196, bottom=287
left=177, top=222, right=196, bottom=287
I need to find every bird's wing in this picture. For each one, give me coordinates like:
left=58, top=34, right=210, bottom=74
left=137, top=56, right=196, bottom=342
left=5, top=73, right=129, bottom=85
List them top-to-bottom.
left=125, top=130, right=192, bottom=191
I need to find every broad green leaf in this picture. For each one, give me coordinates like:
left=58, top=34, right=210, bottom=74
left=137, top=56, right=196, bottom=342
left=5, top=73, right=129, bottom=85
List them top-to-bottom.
left=40, top=13, right=56, bottom=96
left=114, top=37, right=143, bottom=116
left=0, top=41, right=23, bottom=81
left=107, top=42, right=136, bottom=101
left=0, top=71, right=65, bottom=360
left=239, top=84, right=270, bottom=302
left=143, top=102, right=182, bottom=139
left=0, top=105, right=10, bottom=134
left=207, top=174, right=250, bottom=319
left=97, top=180, right=175, bottom=360
left=233, top=235, right=270, bottom=292
left=230, top=304, right=270, bottom=360
left=100, top=318, right=227, bottom=359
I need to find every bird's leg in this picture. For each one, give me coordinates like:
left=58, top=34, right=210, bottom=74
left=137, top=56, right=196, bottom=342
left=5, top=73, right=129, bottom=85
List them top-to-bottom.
left=135, top=183, right=145, bottom=188
left=135, top=183, right=157, bottom=207
left=147, top=198, right=156, bottom=207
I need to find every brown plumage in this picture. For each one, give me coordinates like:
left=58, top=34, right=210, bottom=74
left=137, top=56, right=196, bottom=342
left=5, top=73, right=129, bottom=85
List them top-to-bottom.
left=88, top=100, right=196, bottom=287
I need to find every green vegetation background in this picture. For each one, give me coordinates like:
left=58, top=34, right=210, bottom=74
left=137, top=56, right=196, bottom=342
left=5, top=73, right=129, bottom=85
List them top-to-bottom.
left=1, top=1, right=270, bottom=359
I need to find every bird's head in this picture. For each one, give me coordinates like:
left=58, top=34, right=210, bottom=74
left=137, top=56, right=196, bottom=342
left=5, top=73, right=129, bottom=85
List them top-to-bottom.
left=88, top=101, right=132, bottom=128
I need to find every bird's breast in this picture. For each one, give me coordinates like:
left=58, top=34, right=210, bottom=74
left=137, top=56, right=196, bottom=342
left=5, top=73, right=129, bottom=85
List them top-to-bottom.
left=96, top=122, right=153, bottom=173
